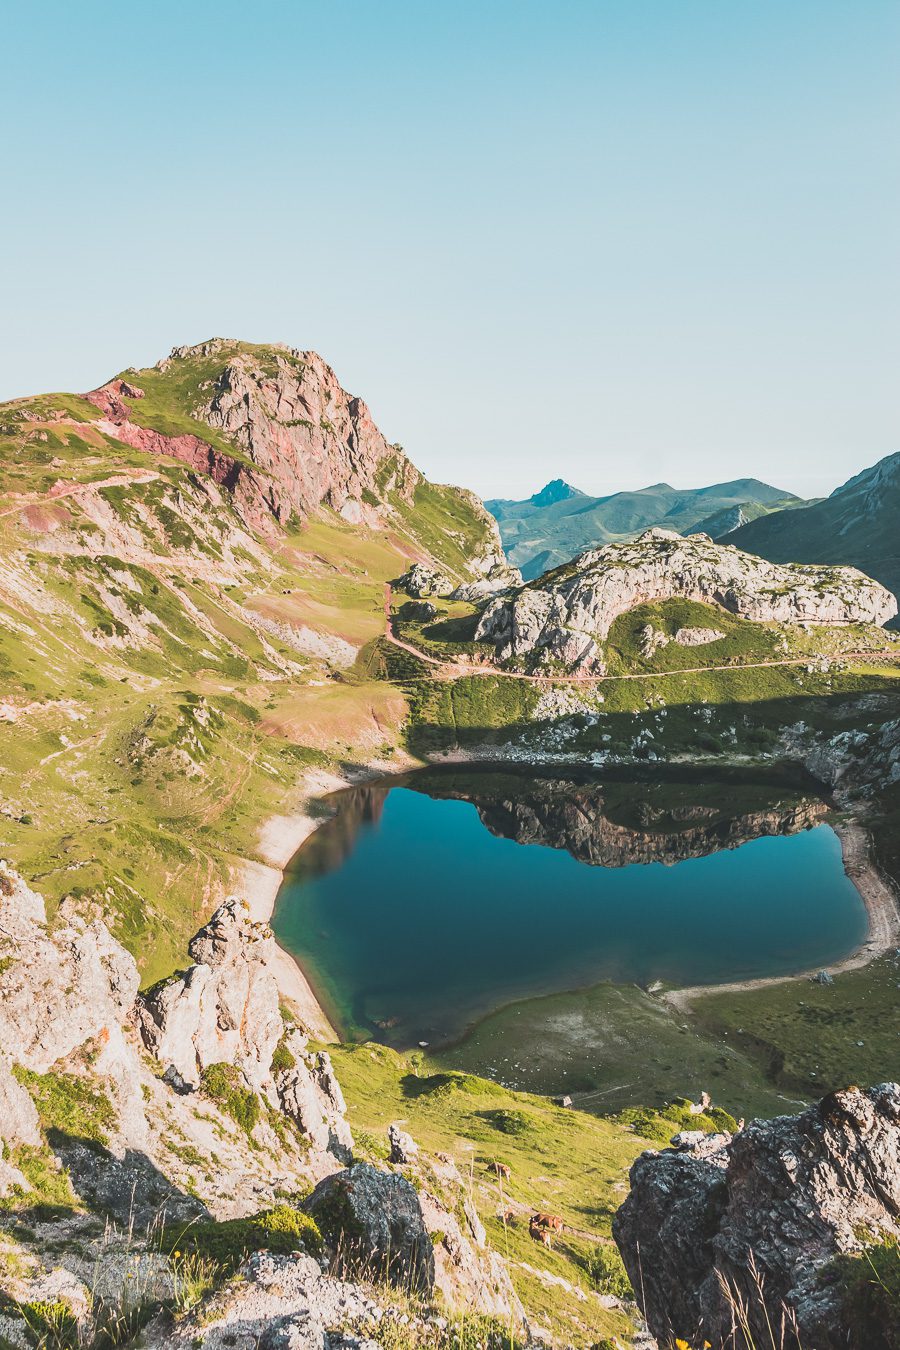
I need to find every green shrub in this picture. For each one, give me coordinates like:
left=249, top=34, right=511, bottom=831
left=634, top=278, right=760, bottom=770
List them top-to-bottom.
left=271, top=1037, right=297, bottom=1075
left=199, top=1064, right=260, bottom=1137
left=13, top=1068, right=115, bottom=1148
left=406, top=1071, right=506, bottom=1100
left=614, top=1097, right=737, bottom=1146
left=479, top=1108, right=535, bottom=1136
left=0, top=1145, right=75, bottom=1214
left=164, top=1204, right=322, bottom=1271
left=836, top=1234, right=900, bottom=1349
left=584, top=1243, right=633, bottom=1299
left=15, top=1298, right=79, bottom=1348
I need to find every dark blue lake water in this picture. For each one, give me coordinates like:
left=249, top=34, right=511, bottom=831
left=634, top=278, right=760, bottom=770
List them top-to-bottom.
left=272, top=768, right=867, bottom=1048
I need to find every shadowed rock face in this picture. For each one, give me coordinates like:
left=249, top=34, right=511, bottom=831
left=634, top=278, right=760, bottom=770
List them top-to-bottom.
left=475, top=528, right=898, bottom=671
left=613, top=1084, right=900, bottom=1350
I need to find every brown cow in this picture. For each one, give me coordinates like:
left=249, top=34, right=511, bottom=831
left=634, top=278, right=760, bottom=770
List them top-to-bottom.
left=490, top=1161, right=511, bottom=1179
left=532, top=1212, right=564, bottom=1232
left=529, top=1220, right=552, bottom=1247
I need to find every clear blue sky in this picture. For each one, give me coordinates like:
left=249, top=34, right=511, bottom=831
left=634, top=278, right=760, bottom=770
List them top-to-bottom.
left=2, top=1, right=898, bottom=501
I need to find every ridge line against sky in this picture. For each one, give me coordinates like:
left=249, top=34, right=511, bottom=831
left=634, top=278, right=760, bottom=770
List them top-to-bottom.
left=1, top=0, right=898, bottom=501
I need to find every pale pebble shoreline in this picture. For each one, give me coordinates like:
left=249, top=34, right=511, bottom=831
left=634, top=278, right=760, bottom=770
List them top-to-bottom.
left=239, top=757, right=418, bottom=1041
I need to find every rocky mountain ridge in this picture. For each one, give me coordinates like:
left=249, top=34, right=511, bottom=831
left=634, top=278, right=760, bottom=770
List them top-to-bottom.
left=729, top=450, right=900, bottom=628
left=487, top=478, right=803, bottom=580
left=475, top=528, right=898, bottom=673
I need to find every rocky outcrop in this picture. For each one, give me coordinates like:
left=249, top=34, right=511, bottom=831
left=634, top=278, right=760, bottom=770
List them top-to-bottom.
left=86, top=345, right=418, bottom=537
left=197, top=345, right=419, bottom=524
left=83, top=378, right=286, bottom=538
left=475, top=528, right=898, bottom=671
left=398, top=558, right=522, bottom=604
left=398, top=561, right=454, bottom=598
left=450, top=561, right=523, bottom=603
left=398, top=599, right=438, bottom=623
left=675, top=625, right=726, bottom=646
left=780, top=707, right=900, bottom=797
left=0, top=861, right=147, bottom=1154
left=0, top=865, right=363, bottom=1220
left=0, top=868, right=522, bottom=1339
left=135, top=897, right=355, bottom=1172
left=136, top=898, right=282, bottom=1092
left=275, top=1029, right=354, bottom=1166
left=613, top=1083, right=900, bottom=1349
left=388, top=1122, right=418, bottom=1164
left=305, top=1163, right=436, bottom=1294
left=144, top=1244, right=519, bottom=1349
left=145, top=1250, right=392, bottom=1349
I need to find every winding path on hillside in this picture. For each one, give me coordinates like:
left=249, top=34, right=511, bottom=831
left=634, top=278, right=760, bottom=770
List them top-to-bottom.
left=0, top=468, right=160, bottom=519
left=382, top=584, right=900, bottom=686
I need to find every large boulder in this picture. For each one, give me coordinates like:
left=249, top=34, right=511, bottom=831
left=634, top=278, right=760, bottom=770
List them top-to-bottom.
left=450, top=559, right=523, bottom=603
left=397, top=562, right=454, bottom=598
left=136, top=898, right=282, bottom=1091
left=613, top=1083, right=900, bottom=1349
left=304, top=1163, right=436, bottom=1294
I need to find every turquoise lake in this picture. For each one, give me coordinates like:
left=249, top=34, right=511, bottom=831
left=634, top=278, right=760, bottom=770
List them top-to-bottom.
left=272, top=768, right=868, bottom=1048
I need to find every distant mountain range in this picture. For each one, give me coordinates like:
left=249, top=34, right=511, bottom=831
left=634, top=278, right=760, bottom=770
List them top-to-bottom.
left=728, top=452, right=900, bottom=623
left=486, top=477, right=804, bottom=579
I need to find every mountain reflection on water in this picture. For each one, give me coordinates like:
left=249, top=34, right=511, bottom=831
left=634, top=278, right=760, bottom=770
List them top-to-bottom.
left=274, top=766, right=864, bottom=1047
left=299, top=767, right=830, bottom=876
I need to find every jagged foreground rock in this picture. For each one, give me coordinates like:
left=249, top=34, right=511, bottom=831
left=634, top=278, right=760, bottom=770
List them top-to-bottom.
left=475, top=528, right=897, bottom=672
left=0, top=861, right=522, bottom=1344
left=613, top=1083, right=900, bottom=1349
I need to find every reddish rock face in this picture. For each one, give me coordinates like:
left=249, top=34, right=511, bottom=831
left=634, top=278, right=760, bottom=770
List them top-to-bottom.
left=80, top=341, right=505, bottom=574
left=83, top=346, right=420, bottom=538
left=198, top=349, right=420, bottom=522
left=83, top=378, right=287, bottom=537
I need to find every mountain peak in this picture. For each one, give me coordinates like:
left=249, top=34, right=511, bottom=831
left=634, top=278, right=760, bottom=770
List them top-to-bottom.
left=529, top=479, right=582, bottom=508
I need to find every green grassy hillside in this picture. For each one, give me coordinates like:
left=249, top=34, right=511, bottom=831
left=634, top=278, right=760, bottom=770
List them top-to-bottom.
left=0, top=357, right=499, bottom=983
left=330, top=1042, right=666, bottom=1343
